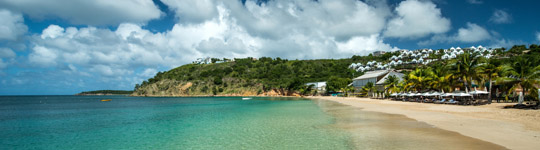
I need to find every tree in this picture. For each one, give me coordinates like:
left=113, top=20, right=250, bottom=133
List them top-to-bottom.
left=451, top=52, right=483, bottom=93
left=499, top=56, right=540, bottom=103
left=478, top=59, right=512, bottom=104
left=430, top=62, right=454, bottom=93
left=405, top=68, right=435, bottom=92
left=383, top=75, right=400, bottom=94
left=213, top=76, right=223, bottom=85
left=327, top=76, right=352, bottom=93
left=361, top=82, right=375, bottom=97
left=340, top=85, right=355, bottom=97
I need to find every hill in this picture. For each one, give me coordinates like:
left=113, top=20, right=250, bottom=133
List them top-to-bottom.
left=131, top=54, right=396, bottom=97
left=76, top=90, right=134, bottom=95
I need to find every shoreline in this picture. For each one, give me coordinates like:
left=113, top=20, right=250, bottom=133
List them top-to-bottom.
left=312, top=96, right=540, bottom=150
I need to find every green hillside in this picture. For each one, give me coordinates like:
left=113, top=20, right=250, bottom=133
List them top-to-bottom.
left=132, top=54, right=396, bottom=96
left=77, top=90, right=133, bottom=95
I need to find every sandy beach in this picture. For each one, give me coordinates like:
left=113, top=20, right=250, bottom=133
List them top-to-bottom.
left=313, top=96, right=540, bottom=150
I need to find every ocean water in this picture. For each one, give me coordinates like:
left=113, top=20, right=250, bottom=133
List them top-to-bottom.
left=0, top=96, right=351, bottom=149
left=0, top=96, right=506, bottom=150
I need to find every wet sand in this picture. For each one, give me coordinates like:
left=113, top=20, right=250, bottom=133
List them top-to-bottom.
left=313, top=97, right=540, bottom=150
left=314, top=99, right=507, bottom=150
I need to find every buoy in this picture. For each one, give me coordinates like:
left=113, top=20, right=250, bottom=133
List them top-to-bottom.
left=101, top=99, right=112, bottom=102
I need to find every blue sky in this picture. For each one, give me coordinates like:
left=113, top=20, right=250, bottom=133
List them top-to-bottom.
left=0, top=0, right=539, bottom=95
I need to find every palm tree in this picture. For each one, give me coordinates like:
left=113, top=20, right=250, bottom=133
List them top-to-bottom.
left=452, top=52, right=483, bottom=93
left=499, top=56, right=540, bottom=103
left=478, top=59, right=512, bottom=104
left=430, top=62, right=454, bottom=92
left=405, top=68, right=435, bottom=92
left=384, top=75, right=400, bottom=94
left=361, top=82, right=375, bottom=97
left=340, top=85, right=355, bottom=97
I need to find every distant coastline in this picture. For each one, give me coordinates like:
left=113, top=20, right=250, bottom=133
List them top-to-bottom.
left=76, top=90, right=133, bottom=96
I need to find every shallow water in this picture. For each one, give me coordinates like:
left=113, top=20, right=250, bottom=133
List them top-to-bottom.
left=0, top=96, right=506, bottom=149
left=0, top=96, right=350, bottom=149
left=314, top=99, right=507, bottom=150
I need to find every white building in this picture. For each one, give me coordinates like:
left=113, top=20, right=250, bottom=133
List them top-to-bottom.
left=351, top=70, right=404, bottom=91
left=305, top=82, right=326, bottom=92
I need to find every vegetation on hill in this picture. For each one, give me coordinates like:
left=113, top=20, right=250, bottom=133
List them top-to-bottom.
left=134, top=44, right=540, bottom=103
left=132, top=54, right=399, bottom=96
left=77, top=90, right=133, bottom=95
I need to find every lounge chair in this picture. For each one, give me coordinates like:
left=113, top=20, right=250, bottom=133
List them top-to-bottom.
left=424, top=98, right=435, bottom=103
left=434, top=99, right=446, bottom=104
left=445, top=99, right=458, bottom=104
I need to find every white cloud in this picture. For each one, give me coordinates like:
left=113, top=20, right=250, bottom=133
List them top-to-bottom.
left=0, top=0, right=162, bottom=25
left=15, top=0, right=408, bottom=92
left=161, top=0, right=218, bottom=24
left=163, top=0, right=391, bottom=41
left=384, top=0, right=451, bottom=38
left=467, top=0, right=483, bottom=4
left=0, top=9, right=27, bottom=41
left=489, top=10, right=511, bottom=24
left=418, top=22, right=491, bottom=45
left=455, top=23, right=491, bottom=42
left=41, top=25, right=65, bottom=39
left=337, top=34, right=398, bottom=55
left=488, top=39, right=525, bottom=49
left=28, top=46, right=58, bottom=67
left=0, top=48, right=16, bottom=58
left=140, top=68, right=158, bottom=78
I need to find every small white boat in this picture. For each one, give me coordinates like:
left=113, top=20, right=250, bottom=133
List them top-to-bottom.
left=242, top=97, right=252, bottom=100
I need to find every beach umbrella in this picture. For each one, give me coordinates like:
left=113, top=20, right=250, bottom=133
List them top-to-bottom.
left=441, top=93, right=453, bottom=97
left=454, top=93, right=472, bottom=97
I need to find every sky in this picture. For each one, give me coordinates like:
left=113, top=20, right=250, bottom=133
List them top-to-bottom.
left=1, top=0, right=540, bottom=95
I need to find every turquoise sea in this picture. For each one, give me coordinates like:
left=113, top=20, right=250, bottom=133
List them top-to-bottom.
left=0, top=96, right=350, bottom=149
left=1, top=96, right=506, bottom=149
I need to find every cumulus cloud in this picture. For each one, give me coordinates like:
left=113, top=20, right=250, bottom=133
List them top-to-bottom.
left=0, top=0, right=162, bottom=25
left=7, top=0, right=415, bottom=94
left=161, top=0, right=218, bottom=24
left=162, top=0, right=391, bottom=41
left=384, top=0, right=451, bottom=38
left=467, top=0, right=483, bottom=4
left=25, top=1, right=401, bottom=79
left=0, top=9, right=27, bottom=41
left=489, top=10, right=512, bottom=24
left=418, top=22, right=491, bottom=45
left=455, top=23, right=491, bottom=42
left=488, top=38, right=525, bottom=49
left=28, top=46, right=58, bottom=67
left=0, top=48, right=16, bottom=58
left=140, top=68, right=158, bottom=78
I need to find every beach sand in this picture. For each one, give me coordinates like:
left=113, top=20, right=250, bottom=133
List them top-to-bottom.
left=312, top=96, right=540, bottom=150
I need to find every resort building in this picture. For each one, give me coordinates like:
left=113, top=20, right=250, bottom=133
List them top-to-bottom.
left=349, top=45, right=495, bottom=72
left=372, top=51, right=386, bottom=56
left=193, top=57, right=212, bottom=64
left=351, top=70, right=404, bottom=91
left=375, top=71, right=405, bottom=91
left=305, top=82, right=326, bottom=92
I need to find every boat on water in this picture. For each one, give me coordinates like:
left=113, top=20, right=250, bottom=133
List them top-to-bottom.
left=242, top=97, right=252, bottom=100
left=101, top=99, right=112, bottom=102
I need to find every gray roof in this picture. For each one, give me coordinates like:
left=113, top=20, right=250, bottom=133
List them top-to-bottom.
left=353, top=70, right=389, bottom=80
left=376, top=72, right=404, bottom=85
